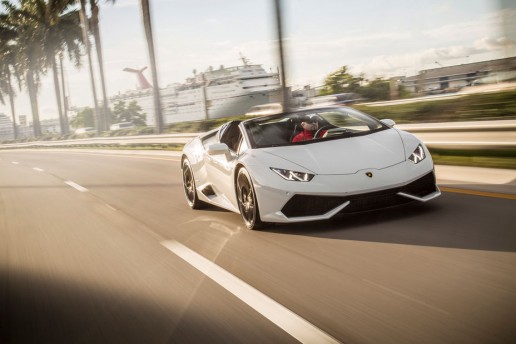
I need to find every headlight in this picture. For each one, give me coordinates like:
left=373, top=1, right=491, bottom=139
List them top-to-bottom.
left=408, top=144, right=426, bottom=164
left=270, top=168, right=315, bottom=182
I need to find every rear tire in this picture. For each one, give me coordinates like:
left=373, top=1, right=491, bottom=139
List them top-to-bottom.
left=182, top=158, right=204, bottom=209
left=236, top=168, right=262, bottom=230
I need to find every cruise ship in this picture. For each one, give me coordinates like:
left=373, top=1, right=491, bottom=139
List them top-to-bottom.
left=110, top=57, right=282, bottom=125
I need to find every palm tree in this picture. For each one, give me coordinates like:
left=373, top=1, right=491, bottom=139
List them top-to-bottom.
left=1, top=0, right=45, bottom=137
left=1, top=0, right=83, bottom=137
left=34, top=0, right=83, bottom=135
left=78, top=0, right=101, bottom=133
left=89, top=0, right=116, bottom=130
left=140, top=0, right=163, bottom=134
left=0, top=23, right=21, bottom=139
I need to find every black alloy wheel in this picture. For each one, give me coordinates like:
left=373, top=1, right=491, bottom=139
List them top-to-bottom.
left=182, top=159, right=203, bottom=209
left=236, top=168, right=262, bottom=230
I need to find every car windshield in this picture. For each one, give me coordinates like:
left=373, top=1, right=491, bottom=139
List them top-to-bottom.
left=243, top=106, right=388, bottom=148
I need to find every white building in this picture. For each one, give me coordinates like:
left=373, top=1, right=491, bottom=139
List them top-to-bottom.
left=401, top=57, right=516, bottom=95
left=0, top=113, right=15, bottom=141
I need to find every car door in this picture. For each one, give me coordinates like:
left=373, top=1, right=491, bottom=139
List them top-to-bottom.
left=204, top=121, right=242, bottom=211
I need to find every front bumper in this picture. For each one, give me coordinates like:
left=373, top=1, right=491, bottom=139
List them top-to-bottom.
left=253, top=161, right=440, bottom=223
left=281, top=171, right=439, bottom=218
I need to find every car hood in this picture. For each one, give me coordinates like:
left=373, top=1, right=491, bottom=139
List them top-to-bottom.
left=262, top=129, right=406, bottom=174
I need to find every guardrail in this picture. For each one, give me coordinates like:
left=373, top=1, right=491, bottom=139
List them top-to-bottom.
left=1, top=120, right=515, bottom=150
left=395, top=120, right=516, bottom=149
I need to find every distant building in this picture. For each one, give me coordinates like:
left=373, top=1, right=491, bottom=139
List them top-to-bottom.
left=402, top=56, right=516, bottom=95
left=0, top=113, right=14, bottom=140
left=19, top=115, right=27, bottom=127
left=17, top=125, right=34, bottom=139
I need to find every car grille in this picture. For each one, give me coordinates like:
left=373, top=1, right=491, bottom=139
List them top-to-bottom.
left=281, top=171, right=437, bottom=218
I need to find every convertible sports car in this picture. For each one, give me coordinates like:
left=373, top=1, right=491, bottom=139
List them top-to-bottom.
left=181, top=106, right=440, bottom=229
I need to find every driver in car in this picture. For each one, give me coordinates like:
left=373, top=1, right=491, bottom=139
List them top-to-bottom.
left=292, top=115, right=327, bottom=142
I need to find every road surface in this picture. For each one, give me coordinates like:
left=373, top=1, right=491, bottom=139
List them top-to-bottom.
left=1, top=150, right=515, bottom=343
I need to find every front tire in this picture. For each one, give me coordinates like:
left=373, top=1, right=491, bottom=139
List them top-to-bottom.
left=182, top=158, right=204, bottom=209
left=236, top=168, right=262, bottom=230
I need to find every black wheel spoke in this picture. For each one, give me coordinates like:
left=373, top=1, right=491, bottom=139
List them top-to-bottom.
left=183, top=159, right=202, bottom=208
left=237, top=169, right=259, bottom=229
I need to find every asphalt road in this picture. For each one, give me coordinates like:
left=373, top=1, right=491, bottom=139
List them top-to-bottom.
left=1, top=150, right=515, bottom=344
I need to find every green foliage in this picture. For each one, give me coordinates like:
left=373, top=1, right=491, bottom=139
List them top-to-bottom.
left=1, top=0, right=83, bottom=137
left=320, top=66, right=363, bottom=95
left=320, top=66, right=398, bottom=101
left=357, top=78, right=390, bottom=101
left=111, top=100, right=147, bottom=126
left=70, top=107, right=95, bottom=128
left=430, top=148, right=516, bottom=170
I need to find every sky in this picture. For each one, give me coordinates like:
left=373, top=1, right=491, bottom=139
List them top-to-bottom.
left=1, top=0, right=515, bottom=121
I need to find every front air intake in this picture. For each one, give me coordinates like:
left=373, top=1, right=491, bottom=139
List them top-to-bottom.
left=281, top=172, right=437, bottom=218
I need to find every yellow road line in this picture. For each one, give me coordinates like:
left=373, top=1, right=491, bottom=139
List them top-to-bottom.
left=440, top=186, right=516, bottom=200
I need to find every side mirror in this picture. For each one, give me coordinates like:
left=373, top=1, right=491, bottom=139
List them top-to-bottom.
left=381, top=119, right=396, bottom=127
left=207, top=143, right=231, bottom=160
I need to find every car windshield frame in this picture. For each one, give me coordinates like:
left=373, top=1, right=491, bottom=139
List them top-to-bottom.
left=243, top=106, right=389, bottom=149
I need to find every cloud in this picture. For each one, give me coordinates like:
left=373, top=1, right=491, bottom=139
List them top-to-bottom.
left=423, top=8, right=516, bottom=41
left=207, top=18, right=221, bottom=25
left=423, top=20, right=485, bottom=40
left=289, top=32, right=411, bottom=51
left=348, top=34, right=512, bottom=78
left=474, top=36, right=516, bottom=50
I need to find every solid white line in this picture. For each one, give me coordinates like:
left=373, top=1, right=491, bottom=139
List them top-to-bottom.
left=33, top=167, right=44, bottom=172
left=64, top=181, right=88, bottom=192
left=105, top=203, right=118, bottom=211
left=161, top=240, right=340, bottom=344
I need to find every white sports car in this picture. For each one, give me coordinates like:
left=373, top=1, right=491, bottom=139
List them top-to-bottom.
left=181, top=106, right=440, bottom=229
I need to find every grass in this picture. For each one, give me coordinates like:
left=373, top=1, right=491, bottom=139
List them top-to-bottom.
left=429, top=148, right=516, bottom=170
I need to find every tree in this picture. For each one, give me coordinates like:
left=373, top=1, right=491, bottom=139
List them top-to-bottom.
left=1, top=0, right=83, bottom=137
left=1, top=0, right=45, bottom=136
left=40, top=0, right=83, bottom=135
left=78, top=0, right=101, bottom=133
left=89, top=0, right=116, bottom=130
left=140, top=0, right=163, bottom=134
left=0, top=20, right=21, bottom=139
left=320, top=66, right=364, bottom=95
left=321, top=66, right=403, bottom=101
left=358, top=78, right=390, bottom=101
left=111, top=100, right=146, bottom=126
left=70, top=106, right=95, bottom=128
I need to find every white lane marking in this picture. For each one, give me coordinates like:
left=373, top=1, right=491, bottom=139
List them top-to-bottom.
left=12, top=161, right=19, bottom=164
left=33, top=167, right=44, bottom=172
left=65, top=181, right=88, bottom=192
left=105, top=203, right=118, bottom=211
left=161, top=240, right=340, bottom=344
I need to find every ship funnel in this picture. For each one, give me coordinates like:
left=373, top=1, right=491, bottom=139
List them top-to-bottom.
left=123, top=67, right=152, bottom=89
